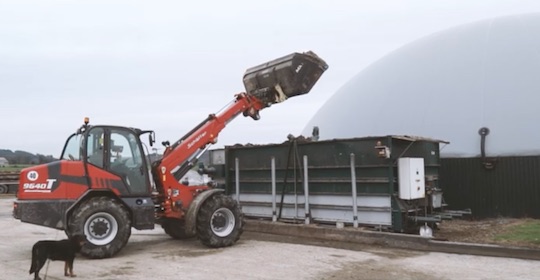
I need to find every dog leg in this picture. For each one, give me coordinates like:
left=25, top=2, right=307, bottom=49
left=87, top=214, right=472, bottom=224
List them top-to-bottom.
left=29, top=249, right=36, bottom=274
left=34, top=258, right=45, bottom=280
left=68, top=259, right=76, bottom=277
left=64, top=261, right=69, bottom=276
left=33, top=269, right=42, bottom=280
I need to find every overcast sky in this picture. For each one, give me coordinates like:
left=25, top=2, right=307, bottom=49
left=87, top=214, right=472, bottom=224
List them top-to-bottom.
left=2, top=0, right=540, bottom=157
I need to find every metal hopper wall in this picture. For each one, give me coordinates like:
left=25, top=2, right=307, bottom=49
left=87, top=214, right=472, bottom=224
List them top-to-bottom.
left=224, top=136, right=445, bottom=232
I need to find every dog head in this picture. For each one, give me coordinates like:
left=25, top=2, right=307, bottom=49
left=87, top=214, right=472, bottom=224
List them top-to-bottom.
left=71, top=234, right=87, bottom=248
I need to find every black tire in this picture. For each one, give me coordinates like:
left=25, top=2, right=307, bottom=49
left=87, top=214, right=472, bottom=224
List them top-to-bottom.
left=0, top=184, right=8, bottom=194
left=196, top=194, right=244, bottom=248
left=67, top=196, right=131, bottom=259
left=162, top=218, right=192, bottom=239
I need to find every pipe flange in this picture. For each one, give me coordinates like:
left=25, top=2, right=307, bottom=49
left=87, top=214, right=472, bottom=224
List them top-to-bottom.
left=478, top=127, right=490, bottom=136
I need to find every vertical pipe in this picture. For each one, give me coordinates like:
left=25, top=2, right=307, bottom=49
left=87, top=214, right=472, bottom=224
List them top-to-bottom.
left=293, top=148, right=298, bottom=220
left=350, top=153, right=359, bottom=228
left=303, top=155, right=310, bottom=224
left=235, top=157, right=240, bottom=203
left=271, top=157, right=277, bottom=222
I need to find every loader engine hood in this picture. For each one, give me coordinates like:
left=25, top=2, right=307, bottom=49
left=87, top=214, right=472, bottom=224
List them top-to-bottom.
left=243, top=51, right=328, bottom=105
left=17, top=162, right=61, bottom=199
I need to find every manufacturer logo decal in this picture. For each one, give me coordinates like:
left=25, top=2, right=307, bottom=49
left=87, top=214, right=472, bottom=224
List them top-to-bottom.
left=295, top=63, right=304, bottom=73
left=187, top=131, right=207, bottom=149
left=27, top=171, right=39, bottom=181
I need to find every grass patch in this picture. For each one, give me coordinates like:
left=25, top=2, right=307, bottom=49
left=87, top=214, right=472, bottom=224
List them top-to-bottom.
left=0, top=165, right=33, bottom=172
left=495, top=220, right=540, bottom=245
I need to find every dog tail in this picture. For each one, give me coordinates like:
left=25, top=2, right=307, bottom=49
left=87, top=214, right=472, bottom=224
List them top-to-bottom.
left=29, top=244, right=37, bottom=274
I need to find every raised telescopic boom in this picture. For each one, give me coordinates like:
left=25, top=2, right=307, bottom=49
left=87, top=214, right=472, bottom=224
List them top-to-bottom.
left=12, top=50, right=328, bottom=259
left=154, top=51, right=328, bottom=218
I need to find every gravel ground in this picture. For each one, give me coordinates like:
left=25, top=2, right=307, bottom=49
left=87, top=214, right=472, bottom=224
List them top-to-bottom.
left=2, top=196, right=540, bottom=280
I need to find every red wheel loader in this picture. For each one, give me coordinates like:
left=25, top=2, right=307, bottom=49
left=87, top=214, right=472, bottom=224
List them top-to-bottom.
left=13, top=51, right=328, bottom=259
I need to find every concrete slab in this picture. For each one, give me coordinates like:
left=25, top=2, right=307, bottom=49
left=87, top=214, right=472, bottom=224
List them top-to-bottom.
left=2, top=197, right=540, bottom=280
left=245, top=219, right=540, bottom=261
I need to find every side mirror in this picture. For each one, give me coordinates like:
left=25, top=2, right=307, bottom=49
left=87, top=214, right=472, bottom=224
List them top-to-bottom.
left=139, top=130, right=156, bottom=147
left=148, top=131, right=156, bottom=147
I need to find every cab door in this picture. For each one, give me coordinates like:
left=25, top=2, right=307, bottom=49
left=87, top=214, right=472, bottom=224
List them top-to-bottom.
left=85, top=126, right=155, bottom=229
left=86, top=127, right=151, bottom=195
left=108, top=128, right=150, bottom=194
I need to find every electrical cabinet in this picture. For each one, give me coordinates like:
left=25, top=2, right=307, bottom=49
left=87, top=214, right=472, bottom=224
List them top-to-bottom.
left=398, top=158, right=425, bottom=200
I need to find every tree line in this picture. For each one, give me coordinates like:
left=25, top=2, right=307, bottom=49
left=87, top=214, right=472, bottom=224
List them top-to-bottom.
left=0, top=149, right=56, bottom=165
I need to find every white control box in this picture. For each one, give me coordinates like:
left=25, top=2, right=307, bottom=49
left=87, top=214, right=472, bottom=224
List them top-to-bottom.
left=398, top=157, right=425, bottom=200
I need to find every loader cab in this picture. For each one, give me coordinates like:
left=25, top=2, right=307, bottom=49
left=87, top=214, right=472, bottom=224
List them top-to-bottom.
left=61, top=123, right=153, bottom=196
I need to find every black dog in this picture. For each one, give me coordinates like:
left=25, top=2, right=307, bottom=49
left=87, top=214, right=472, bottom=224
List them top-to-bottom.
left=29, top=234, right=87, bottom=280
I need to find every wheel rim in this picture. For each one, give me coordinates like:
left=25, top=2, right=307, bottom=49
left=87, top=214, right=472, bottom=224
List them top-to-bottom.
left=0, top=185, right=7, bottom=194
left=210, top=207, right=235, bottom=237
left=84, top=212, right=118, bottom=245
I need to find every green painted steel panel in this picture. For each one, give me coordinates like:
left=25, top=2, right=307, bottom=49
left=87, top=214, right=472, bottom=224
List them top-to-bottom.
left=223, top=136, right=444, bottom=232
left=225, top=136, right=442, bottom=195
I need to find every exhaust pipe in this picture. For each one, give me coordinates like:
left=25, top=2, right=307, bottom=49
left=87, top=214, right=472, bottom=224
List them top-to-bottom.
left=243, top=51, right=328, bottom=105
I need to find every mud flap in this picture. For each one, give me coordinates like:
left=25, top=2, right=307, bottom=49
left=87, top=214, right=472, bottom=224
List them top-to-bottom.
left=122, top=197, right=155, bottom=230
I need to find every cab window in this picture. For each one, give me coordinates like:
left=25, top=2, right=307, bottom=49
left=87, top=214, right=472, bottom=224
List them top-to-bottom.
left=86, top=128, right=105, bottom=168
left=110, top=129, right=149, bottom=194
left=61, top=134, right=82, bottom=160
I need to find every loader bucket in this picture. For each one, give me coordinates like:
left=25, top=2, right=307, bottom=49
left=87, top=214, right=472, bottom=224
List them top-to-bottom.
left=243, top=51, right=328, bottom=105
